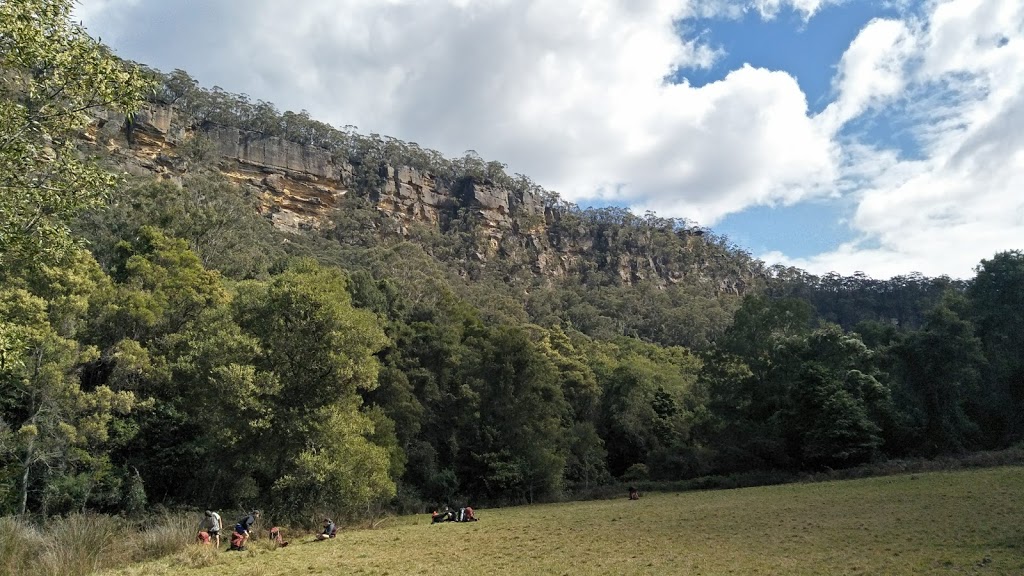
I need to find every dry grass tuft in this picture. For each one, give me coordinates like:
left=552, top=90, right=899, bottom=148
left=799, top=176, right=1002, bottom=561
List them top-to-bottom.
left=0, top=511, right=198, bottom=576
left=129, top=512, right=194, bottom=563
left=36, top=513, right=123, bottom=576
left=0, top=516, right=44, bottom=576
left=170, top=544, right=221, bottom=569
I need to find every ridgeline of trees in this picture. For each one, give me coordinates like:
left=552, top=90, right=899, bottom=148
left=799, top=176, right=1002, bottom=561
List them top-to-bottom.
left=3, top=0, right=1024, bottom=525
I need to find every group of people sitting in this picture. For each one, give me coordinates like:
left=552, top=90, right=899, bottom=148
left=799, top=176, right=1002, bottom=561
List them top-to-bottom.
left=196, top=503, right=482, bottom=549
left=431, top=506, right=478, bottom=523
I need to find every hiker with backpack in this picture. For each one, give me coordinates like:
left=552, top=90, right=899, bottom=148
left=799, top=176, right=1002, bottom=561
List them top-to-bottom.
left=199, top=509, right=222, bottom=548
left=229, top=510, right=260, bottom=551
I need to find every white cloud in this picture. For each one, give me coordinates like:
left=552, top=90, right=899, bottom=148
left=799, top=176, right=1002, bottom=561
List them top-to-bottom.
left=76, top=0, right=1024, bottom=279
left=77, top=0, right=838, bottom=228
left=688, top=0, right=839, bottom=20
left=752, top=0, right=834, bottom=20
left=772, top=0, right=1024, bottom=278
left=818, top=18, right=917, bottom=132
left=622, top=65, right=837, bottom=225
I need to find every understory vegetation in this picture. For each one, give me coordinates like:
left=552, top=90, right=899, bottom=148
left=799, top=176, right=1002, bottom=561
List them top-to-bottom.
left=3, top=3, right=1024, bottom=574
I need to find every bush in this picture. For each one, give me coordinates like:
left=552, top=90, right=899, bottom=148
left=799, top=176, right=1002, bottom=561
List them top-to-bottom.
left=622, top=464, right=649, bottom=482
left=684, top=470, right=795, bottom=491
left=391, top=486, right=429, bottom=515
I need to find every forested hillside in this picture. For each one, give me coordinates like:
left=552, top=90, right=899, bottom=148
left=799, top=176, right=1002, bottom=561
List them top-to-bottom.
left=3, top=0, right=1023, bottom=523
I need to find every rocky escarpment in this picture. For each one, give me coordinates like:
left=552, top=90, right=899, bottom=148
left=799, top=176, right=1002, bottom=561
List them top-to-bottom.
left=86, top=103, right=759, bottom=293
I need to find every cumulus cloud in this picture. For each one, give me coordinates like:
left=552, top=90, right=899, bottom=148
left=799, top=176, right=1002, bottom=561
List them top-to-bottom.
left=76, top=0, right=1024, bottom=279
left=77, top=0, right=838, bottom=227
left=689, top=0, right=838, bottom=20
left=752, top=0, right=835, bottom=20
left=772, top=0, right=1024, bottom=278
left=818, top=18, right=917, bottom=132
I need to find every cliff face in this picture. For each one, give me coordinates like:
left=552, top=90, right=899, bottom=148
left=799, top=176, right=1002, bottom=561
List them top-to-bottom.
left=87, top=104, right=758, bottom=294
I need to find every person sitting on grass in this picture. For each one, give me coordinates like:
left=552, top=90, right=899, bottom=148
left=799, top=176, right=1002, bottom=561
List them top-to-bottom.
left=629, top=486, right=640, bottom=500
left=431, top=506, right=454, bottom=523
left=315, top=518, right=336, bottom=540
left=269, top=526, right=289, bottom=547
left=196, top=530, right=211, bottom=544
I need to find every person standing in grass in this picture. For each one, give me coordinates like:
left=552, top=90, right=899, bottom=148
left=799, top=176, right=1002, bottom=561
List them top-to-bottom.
left=200, top=510, right=222, bottom=548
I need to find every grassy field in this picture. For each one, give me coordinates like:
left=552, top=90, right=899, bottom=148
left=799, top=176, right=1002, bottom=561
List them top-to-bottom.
left=102, top=467, right=1024, bottom=575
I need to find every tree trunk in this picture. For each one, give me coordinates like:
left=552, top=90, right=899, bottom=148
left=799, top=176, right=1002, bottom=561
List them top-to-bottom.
left=19, top=438, right=34, bottom=516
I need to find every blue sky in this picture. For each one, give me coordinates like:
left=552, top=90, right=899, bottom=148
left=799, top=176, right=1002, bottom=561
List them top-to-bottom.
left=78, top=0, right=1024, bottom=278
left=680, top=1, right=902, bottom=258
left=680, top=1, right=900, bottom=110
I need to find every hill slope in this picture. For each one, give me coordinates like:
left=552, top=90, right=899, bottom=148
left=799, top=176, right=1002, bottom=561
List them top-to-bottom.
left=85, top=70, right=763, bottom=297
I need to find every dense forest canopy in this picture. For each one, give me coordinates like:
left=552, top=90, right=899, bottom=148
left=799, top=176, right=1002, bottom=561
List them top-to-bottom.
left=2, top=0, right=1023, bottom=522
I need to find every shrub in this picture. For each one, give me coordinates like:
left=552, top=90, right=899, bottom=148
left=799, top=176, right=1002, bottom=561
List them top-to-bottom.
left=622, top=463, right=649, bottom=482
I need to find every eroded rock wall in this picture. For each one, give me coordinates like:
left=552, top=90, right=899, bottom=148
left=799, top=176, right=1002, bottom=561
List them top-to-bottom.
left=87, top=103, right=758, bottom=292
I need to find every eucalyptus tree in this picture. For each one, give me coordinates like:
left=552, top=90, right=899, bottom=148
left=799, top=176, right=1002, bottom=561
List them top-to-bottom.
left=0, top=0, right=151, bottom=274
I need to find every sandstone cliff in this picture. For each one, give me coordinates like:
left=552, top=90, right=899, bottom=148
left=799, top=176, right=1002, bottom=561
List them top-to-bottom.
left=86, top=103, right=759, bottom=294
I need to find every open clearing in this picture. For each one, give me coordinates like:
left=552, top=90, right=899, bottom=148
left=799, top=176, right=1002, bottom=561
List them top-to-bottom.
left=105, top=467, right=1024, bottom=575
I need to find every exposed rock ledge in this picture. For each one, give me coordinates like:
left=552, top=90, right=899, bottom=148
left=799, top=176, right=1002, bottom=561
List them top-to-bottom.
left=85, top=103, right=757, bottom=292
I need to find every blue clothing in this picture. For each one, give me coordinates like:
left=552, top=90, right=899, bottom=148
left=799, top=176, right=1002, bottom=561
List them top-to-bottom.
left=236, top=514, right=256, bottom=534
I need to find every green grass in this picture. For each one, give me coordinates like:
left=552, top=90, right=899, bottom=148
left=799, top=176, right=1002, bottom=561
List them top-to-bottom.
left=102, top=466, right=1024, bottom=575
